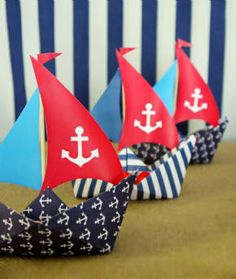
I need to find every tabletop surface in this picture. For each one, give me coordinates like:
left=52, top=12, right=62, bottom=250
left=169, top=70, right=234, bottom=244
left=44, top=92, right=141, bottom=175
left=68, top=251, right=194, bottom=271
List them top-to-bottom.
left=0, top=142, right=235, bottom=279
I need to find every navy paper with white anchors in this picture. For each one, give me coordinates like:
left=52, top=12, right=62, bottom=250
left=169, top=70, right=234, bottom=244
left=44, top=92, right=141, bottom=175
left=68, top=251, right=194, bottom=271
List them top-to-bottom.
left=131, top=118, right=228, bottom=165
left=0, top=174, right=135, bottom=256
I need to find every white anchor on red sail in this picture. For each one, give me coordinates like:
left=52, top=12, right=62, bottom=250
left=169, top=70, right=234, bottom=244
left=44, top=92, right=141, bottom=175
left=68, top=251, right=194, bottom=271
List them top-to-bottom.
left=184, top=88, right=208, bottom=113
left=134, top=103, right=162, bottom=134
left=61, top=126, right=99, bottom=167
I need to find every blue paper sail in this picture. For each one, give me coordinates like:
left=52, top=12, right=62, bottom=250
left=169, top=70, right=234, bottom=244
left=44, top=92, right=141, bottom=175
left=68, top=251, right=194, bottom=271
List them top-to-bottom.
left=153, top=61, right=177, bottom=115
left=91, top=69, right=122, bottom=142
left=0, top=90, right=42, bottom=190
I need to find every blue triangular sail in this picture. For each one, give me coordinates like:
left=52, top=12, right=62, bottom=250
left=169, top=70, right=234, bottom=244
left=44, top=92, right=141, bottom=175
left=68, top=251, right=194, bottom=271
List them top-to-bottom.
left=153, top=60, right=177, bottom=115
left=91, top=69, right=122, bottom=142
left=0, top=89, right=42, bottom=190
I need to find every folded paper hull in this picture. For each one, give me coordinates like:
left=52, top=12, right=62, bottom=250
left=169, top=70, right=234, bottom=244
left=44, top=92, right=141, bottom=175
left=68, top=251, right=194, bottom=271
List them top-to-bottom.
left=190, top=118, right=228, bottom=164
left=131, top=119, right=228, bottom=165
left=73, top=136, right=196, bottom=200
left=131, top=143, right=169, bottom=165
left=0, top=174, right=135, bottom=256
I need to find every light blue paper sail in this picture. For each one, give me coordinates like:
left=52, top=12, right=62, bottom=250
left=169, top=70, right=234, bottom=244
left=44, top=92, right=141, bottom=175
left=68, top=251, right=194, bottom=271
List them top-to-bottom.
left=153, top=61, right=177, bottom=115
left=91, top=69, right=122, bottom=142
left=0, top=89, right=42, bottom=190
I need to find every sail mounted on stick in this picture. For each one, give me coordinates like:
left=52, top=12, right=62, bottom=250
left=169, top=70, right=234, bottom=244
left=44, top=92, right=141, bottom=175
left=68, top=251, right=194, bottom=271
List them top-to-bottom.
left=31, top=55, right=124, bottom=192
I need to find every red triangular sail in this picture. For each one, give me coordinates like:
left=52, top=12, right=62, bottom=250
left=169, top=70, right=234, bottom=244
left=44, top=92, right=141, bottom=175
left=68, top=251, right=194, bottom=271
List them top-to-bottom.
left=174, top=40, right=219, bottom=126
left=119, top=47, right=136, bottom=55
left=116, top=49, right=179, bottom=151
left=37, top=53, right=62, bottom=64
left=31, top=55, right=124, bottom=192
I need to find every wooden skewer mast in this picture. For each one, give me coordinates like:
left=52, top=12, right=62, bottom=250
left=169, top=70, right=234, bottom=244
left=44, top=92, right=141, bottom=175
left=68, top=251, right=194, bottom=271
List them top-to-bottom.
left=39, top=96, right=46, bottom=181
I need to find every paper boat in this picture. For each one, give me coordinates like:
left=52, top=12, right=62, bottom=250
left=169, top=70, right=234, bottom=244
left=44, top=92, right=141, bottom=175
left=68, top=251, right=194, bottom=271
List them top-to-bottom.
left=153, top=39, right=228, bottom=164
left=91, top=44, right=228, bottom=165
left=73, top=48, right=195, bottom=200
left=0, top=53, right=135, bottom=256
left=190, top=117, right=228, bottom=163
left=74, top=136, right=195, bottom=200
left=0, top=175, right=135, bottom=256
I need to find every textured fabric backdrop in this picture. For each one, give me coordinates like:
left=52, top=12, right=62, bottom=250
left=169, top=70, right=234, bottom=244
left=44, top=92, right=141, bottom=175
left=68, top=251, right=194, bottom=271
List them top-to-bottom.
left=0, top=0, right=235, bottom=141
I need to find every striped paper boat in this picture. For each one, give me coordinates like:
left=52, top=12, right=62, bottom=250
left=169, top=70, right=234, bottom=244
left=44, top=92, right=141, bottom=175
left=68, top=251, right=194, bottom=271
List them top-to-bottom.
left=73, top=135, right=196, bottom=200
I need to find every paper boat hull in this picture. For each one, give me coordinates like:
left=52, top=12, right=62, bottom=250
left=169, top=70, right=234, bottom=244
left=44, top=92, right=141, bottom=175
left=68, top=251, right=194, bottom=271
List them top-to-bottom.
left=190, top=118, right=228, bottom=164
left=131, top=119, right=228, bottom=165
left=73, top=136, right=196, bottom=200
left=0, top=174, right=135, bottom=256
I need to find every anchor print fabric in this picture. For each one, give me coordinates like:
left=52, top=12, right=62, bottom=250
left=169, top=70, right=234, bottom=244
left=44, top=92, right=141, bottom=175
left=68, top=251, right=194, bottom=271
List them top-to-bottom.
left=174, top=39, right=219, bottom=126
left=116, top=49, right=179, bottom=151
left=31, top=54, right=124, bottom=191
left=190, top=118, right=228, bottom=164
left=0, top=174, right=135, bottom=256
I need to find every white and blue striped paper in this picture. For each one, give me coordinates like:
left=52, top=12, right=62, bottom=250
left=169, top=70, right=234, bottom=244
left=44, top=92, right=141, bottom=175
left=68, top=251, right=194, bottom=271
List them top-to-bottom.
left=0, top=0, right=235, bottom=141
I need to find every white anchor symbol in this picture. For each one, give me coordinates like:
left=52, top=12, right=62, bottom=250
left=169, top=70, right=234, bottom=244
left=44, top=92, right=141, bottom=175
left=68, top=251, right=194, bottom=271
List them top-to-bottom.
left=184, top=88, right=208, bottom=113
left=134, top=103, right=162, bottom=134
left=61, top=126, right=99, bottom=167
left=122, top=182, right=130, bottom=194
left=39, top=194, right=52, bottom=207
left=109, top=197, right=119, bottom=209
left=58, top=203, right=69, bottom=213
left=76, top=212, right=88, bottom=225
left=111, top=212, right=121, bottom=224
left=94, top=213, right=106, bottom=225
left=3, top=218, right=13, bottom=231
left=38, top=228, right=52, bottom=237
left=59, top=228, right=73, bottom=239
left=97, top=228, right=108, bottom=240
left=18, top=232, right=32, bottom=241
left=0, top=233, right=12, bottom=244
left=39, top=238, right=53, bottom=247
left=60, top=241, right=74, bottom=250
left=80, top=242, right=93, bottom=253
left=99, top=243, right=111, bottom=254
left=1, top=246, right=14, bottom=254
left=41, top=248, right=54, bottom=256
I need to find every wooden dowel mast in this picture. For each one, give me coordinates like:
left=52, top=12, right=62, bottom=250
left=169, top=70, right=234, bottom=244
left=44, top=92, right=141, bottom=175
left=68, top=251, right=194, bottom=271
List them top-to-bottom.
left=39, top=97, right=46, bottom=181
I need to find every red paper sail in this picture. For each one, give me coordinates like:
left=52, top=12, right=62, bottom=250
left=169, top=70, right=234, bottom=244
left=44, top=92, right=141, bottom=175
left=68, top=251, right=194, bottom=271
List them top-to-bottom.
left=174, top=39, right=219, bottom=126
left=119, top=47, right=136, bottom=55
left=116, top=49, right=179, bottom=151
left=31, top=55, right=124, bottom=192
